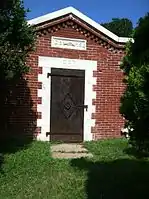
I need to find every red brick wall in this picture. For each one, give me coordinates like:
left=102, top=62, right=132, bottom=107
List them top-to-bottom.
left=28, top=26, right=125, bottom=140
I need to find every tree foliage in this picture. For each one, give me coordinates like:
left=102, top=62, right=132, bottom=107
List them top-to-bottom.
left=0, top=0, right=35, bottom=80
left=0, top=0, right=35, bottom=134
left=120, top=13, right=149, bottom=151
left=101, top=18, right=133, bottom=37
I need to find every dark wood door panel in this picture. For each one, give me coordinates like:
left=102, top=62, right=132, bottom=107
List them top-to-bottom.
left=50, top=68, right=85, bottom=142
left=50, top=134, right=83, bottom=143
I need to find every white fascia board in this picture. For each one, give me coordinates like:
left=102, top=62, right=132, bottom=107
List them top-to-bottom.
left=28, top=6, right=133, bottom=43
left=28, top=7, right=73, bottom=25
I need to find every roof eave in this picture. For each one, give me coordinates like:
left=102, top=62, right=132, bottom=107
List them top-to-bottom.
left=28, top=6, right=133, bottom=43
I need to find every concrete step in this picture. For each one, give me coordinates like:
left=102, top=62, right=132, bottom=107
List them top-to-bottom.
left=51, top=143, right=88, bottom=153
left=51, top=143, right=93, bottom=159
left=52, top=152, right=93, bottom=159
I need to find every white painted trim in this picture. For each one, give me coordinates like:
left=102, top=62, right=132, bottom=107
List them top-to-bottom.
left=28, top=7, right=133, bottom=43
left=118, top=37, right=134, bottom=43
left=37, top=56, right=97, bottom=141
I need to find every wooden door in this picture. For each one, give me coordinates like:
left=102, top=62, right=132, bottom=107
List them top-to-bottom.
left=50, top=68, right=85, bottom=142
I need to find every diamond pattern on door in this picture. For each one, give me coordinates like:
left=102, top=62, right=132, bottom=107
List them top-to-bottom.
left=61, top=93, right=76, bottom=119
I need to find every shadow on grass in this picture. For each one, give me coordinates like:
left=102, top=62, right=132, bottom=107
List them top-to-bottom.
left=0, top=76, right=37, bottom=173
left=124, top=147, right=149, bottom=159
left=71, top=158, right=149, bottom=199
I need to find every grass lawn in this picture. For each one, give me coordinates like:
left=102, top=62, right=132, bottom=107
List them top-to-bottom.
left=0, top=139, right=149, bottom=199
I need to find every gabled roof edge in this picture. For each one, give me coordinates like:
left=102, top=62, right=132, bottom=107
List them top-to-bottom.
left=28, top=6, right=133, bottom=43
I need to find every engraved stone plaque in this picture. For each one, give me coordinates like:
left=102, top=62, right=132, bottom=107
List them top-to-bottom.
left=51, top=36, right=86, bottom=50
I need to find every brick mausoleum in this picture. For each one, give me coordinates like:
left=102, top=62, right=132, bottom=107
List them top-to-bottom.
left=12, top=7, right=131, bottom=142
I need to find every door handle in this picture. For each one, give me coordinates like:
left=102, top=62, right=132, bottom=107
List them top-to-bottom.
left=76, top=105, right=88, bottom=111
left=84, top=105, right=88, bottom=111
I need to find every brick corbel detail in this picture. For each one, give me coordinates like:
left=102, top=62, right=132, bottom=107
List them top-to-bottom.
left=35, top=14, right=125, bottom=53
